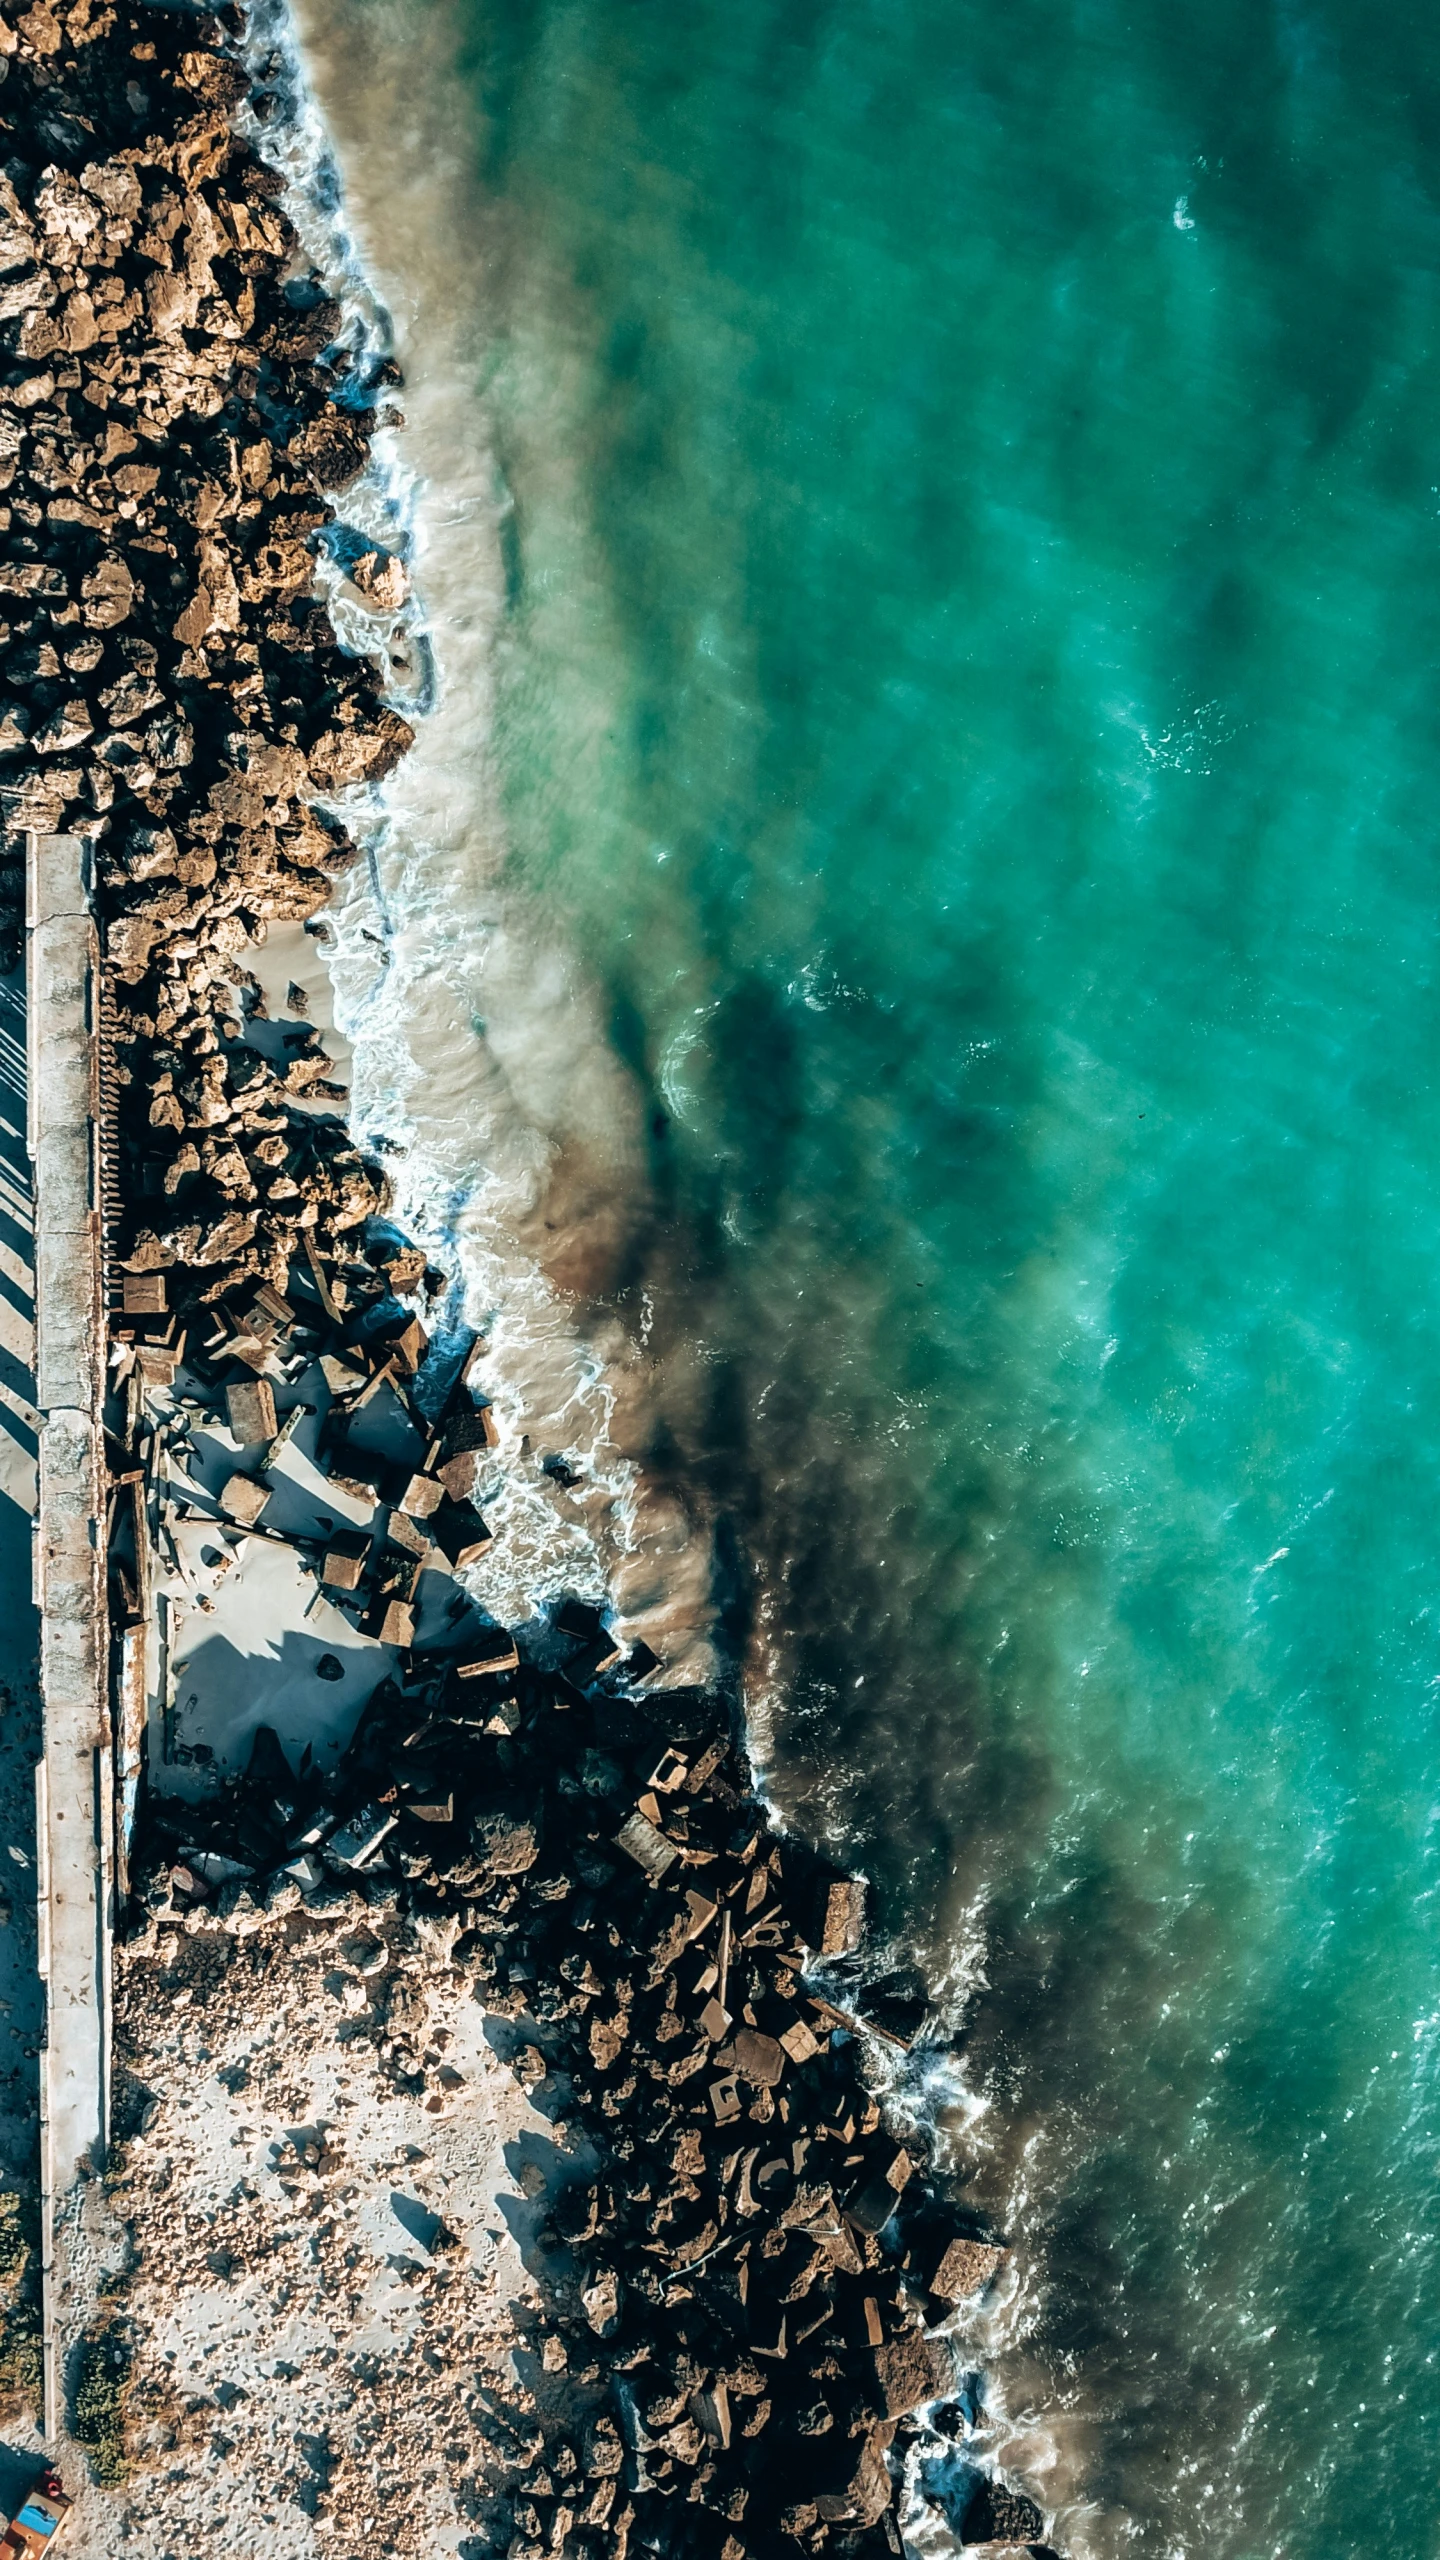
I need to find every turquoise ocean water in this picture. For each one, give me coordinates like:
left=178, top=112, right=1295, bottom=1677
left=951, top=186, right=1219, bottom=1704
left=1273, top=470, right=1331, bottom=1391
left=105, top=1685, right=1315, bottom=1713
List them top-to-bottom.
left=300, top=0, right=1440, bottom=2546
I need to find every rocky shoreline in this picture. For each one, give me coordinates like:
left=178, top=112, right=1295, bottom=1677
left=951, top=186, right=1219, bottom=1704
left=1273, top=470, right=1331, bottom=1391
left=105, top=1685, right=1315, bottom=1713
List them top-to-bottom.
left=0, top=1, right=1053, bottom=2553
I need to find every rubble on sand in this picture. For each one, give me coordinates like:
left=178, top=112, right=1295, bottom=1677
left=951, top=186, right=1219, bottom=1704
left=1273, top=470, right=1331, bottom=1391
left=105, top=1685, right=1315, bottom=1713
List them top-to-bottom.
left=113, top=1183, right=1039, bottom=2560
left=106, top=1871, right=551, bottom=2559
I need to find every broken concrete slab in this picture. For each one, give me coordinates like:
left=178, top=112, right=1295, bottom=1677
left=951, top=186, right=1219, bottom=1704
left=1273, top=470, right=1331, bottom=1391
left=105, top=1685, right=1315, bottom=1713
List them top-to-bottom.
left=225, top=1377, right=277, bottom=1446
left=218, top=1471, right=272, bottom=1527
left=321, top=1529, right=371, bottom=1592
left=614, top=1810, right=679, bottom=1883
left=928, top=2236, right=1010, bottom=2303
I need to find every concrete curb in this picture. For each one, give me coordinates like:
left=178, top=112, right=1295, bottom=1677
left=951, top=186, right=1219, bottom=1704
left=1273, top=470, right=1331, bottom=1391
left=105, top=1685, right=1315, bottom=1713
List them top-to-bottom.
left=26, top=833, right=110, bottom=2446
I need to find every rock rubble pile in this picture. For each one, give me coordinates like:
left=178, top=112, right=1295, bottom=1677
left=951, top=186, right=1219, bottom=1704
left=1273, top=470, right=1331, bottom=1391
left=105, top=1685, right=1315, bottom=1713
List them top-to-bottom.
left=0, top=0, right=1055, bottom=2551
left=139, top=1603, right=1044, bottom=2560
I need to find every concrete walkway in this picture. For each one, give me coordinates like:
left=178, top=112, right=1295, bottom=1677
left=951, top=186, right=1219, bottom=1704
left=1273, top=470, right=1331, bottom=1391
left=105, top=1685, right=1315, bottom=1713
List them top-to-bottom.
left=26, top=834, right=110, bottom=2442
left=0, top=960, right=45, bottom=2184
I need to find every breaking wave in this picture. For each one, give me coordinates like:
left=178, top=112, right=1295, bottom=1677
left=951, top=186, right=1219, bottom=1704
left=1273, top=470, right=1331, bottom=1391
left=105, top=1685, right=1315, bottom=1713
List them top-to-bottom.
left=238, top=0, right=718, bottom=1666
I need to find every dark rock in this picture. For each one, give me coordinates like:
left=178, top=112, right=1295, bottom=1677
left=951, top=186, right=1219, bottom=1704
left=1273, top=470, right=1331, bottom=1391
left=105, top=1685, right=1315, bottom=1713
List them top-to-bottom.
left=430, top=1496, right=493, bottom=1568
left=554, top=1597, right=602, bottom=1639
left=853, top=1965, right=932, bottom=2048
left=731, top=2029, right=786, bottom=2090
left=959, top=2475, right=1047, bottom=2546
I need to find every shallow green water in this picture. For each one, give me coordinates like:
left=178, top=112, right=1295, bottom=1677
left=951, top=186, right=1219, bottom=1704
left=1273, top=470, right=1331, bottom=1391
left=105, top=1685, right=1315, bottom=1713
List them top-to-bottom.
left=319, top=0, right=1440, bottom=2543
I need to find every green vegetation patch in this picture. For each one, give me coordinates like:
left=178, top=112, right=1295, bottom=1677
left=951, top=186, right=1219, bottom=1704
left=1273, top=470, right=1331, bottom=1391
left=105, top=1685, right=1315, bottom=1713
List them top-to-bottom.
left=0, top=2188, right=41, bottom=2415
left=71, top=2320, right=133, bottom=2485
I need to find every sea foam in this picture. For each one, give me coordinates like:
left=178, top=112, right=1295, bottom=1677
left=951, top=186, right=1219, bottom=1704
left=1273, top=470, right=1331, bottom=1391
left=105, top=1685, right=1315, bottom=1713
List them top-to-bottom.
left=235, top=0, right=718, bottom=1664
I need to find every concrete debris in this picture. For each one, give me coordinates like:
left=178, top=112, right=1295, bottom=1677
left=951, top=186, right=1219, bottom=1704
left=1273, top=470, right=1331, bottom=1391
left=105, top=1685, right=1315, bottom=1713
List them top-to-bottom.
left=225, top=1376, right=276, bottom=1444
left=107, top=1445, right=1016, bottom=2555
left=217, top=1470, right=269, bottom=1526
left=320, top=1529, right=370, bottom=1591
left=323, top=1804, right=397, bottom=1868
left=614, top=1810, right=679, bottom=1883
left=928, top=2237, right=1010, bottom=2305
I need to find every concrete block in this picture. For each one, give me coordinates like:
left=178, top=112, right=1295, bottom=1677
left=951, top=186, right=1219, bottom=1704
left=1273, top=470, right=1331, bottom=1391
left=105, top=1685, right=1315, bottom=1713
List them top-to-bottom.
left=226, top=1377, right=277, bottom=1444
left=220, top=1472, right=271, bottom=1526
left=321, top=1531, right=370, bottom=1592
left=455, top=1627, right=519, bottom=1678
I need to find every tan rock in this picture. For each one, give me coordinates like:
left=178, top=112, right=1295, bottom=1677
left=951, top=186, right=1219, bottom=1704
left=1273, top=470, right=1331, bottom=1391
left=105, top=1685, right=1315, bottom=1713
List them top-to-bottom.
left=17, top=3, right=62, bottom=53
left=179, top=48, right=247, bottom=106
left=172, top=109, right=232, bottom=188
left=81, top=159, right=143, bottom=224
left=35, top=169, right=99, bottom=253
left=0, top=174, right=36, bottom=271
left=146, top=268, right=198, bottom=335
left=0, top=270, right=55, bottom=321
left=61, top=288, right=97, bottom=350
left=15, top=308, right=62, bottom=362
left=0, top=370, right=53, bottom=409
left=172, top=533, right=240, bottom=644
left=240, top=535, right=313, bottom=602
left=350, top=548, right=408, bottom=612
left=80, top=553, right=134, bottom=628
left=0, top=559, right=64, bottom=599
left=100, top=670, right=163, bottom=731
left=32, top=698, right=92, bottom=754
left=307, top=710, right=415, bottom=793
left=227, top=734, right=308, bottom=798
left=281, top=809, right=338, bottom=870
left=107, top=914, right=160, bottom=981
left=208, top=1148, right=254, bottom=1196
left=193, top=1209, right=257, bottom=1266
left=120, top=1232, right=171, bottom=1273
left=219, top=1472, right=271, bottom=1527
left=320, top=1532, right=370, bottom=1593
left=370, top=1598, right=414, bottom=1647
left=455, top=1630, right=520, bottom=1677
left=473, top=1808, right=540, bottom=1875
left=614, top=1810, right=679, bottom=1883
left=802, top=1873, right=867, bottom=1957
left=589, top=2013, right=626, bottom=2072
left=779, top=2018, right=821, bottom=2066
left=928, top=2235, right=1008, bottom=2303
left=580, top=2269, right=621, bottom=2337
left=863, top=2330, right=947, bottom=2420
left=812, top=2426, right=894, bottom=2526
